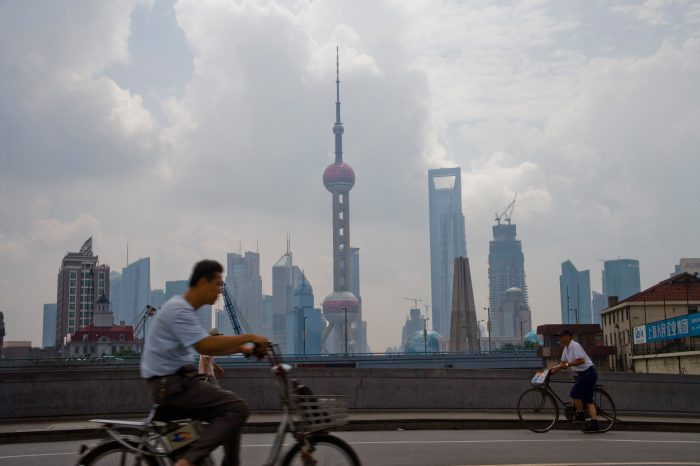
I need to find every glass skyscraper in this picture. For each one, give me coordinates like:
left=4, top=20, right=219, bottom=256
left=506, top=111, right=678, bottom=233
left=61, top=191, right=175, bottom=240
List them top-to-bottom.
left=428, top=167, right=467, bottom=338
left=488, top=222, right=528, bottom=337
left=117, top=257, right=151, bottom=326
left=603, top=259, right=641, bottom=302
left=559, top=260, right=592, bottom=324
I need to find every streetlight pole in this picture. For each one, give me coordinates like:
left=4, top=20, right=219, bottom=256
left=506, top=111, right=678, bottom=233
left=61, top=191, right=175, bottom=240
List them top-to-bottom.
left=343, top=307, right=348, bottom=356
left=483, top=307, right=492, bottom=353
left=302, top=311, right=307, bottom=356
left=423, top=317, right=430, bottom=355
left=520, top=320, right=528, bottom=347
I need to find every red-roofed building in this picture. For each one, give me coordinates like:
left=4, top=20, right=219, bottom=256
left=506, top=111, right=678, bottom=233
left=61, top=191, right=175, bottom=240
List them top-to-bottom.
left=600, top=272, right=700, bottom=374
left=63, top=294, right=142, bottom=358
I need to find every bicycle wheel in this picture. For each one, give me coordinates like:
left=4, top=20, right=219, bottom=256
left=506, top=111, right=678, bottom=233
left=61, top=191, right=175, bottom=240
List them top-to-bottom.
left=517, top=388, right=559, bottom=433
left=593, top=388, right=616, bottom=432
left=281, top=433, right=361, bottom=466
left=77, top=440, right=161, bottom=466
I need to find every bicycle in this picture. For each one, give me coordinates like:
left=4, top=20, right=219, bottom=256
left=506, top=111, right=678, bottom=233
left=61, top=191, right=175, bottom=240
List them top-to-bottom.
left=75, top=343, right=361, bottom=465
left=516, top=368, right=616, bottom=434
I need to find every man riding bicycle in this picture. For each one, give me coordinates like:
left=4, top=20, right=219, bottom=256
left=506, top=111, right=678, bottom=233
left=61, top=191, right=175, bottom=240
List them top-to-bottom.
left=140, top=259, right=269, bottom=466
left=549, top=328, right=600, bottom=433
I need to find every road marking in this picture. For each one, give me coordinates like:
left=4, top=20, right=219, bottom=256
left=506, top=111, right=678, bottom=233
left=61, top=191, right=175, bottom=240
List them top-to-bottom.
left=348, top=439, right=700, bottom=445
left=0, top=452, right=75, bottom=460
left=452, top=463, right=700, bottom=466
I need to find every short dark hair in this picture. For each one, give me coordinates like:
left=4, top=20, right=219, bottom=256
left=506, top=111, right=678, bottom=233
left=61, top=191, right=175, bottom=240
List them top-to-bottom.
left=189, top=260, right=223, bottom=288
left=556, top=328, right=573, bottom=337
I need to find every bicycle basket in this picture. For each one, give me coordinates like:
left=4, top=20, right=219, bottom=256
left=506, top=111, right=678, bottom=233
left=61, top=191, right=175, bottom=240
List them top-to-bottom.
left=530, top=369, right=549, bottom=386
left=292, top=394, right=348, bottom=433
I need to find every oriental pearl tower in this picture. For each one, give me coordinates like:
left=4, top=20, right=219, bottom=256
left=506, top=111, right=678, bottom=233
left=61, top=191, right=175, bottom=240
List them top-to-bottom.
left=322, top=49, right=361, bottom=354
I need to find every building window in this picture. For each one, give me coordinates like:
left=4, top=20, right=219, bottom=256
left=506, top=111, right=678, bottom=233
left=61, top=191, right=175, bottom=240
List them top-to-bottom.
left=70, top=271, right=77, bottom=278
left=99, top=272, right=105, bottom=280
left=70, top=287, right=76, bottom=295
left=69, top=303, right=76, bottom=310
left=119, top=334, right=126, bottom=342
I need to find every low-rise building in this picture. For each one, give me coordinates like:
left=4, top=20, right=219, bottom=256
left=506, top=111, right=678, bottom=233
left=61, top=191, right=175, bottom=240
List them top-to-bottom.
left=600, top=272, right=700, bottom=374
left=63, top=294, right=142, bottom=358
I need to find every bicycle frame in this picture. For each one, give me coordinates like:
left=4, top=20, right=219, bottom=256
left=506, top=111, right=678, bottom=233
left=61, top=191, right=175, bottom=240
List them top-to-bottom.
left=79, top=343, right=323, bottom=466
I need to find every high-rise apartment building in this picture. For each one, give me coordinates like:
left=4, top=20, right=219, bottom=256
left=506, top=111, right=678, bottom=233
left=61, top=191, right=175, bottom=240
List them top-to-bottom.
left=428, top=167, right=467, bottom=338
left=488, top=218, right=529, bottom=337
left=55, top=237, right=110, bottom=345
left=226, top=251, right=263, bottom=334
left=117, top=257, right=151, bottom=326
left=602, top=259, right=640, bottom=302
left=559, top=260, right=592, bottom=324
left=42, top=303, right=56, bottom=348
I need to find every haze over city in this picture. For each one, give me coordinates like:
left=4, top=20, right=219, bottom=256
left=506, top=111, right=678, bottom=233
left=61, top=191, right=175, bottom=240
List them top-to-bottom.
left=1, top=0, right=698, bottom=352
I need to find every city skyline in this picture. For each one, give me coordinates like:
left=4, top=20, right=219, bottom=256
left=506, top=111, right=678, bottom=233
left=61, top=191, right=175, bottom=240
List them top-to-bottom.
left=1, top=1, right=698, bottom=352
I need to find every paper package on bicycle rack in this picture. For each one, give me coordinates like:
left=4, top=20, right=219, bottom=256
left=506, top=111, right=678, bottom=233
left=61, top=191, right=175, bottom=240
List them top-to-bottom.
left=291, top=380, right=348, bottom=433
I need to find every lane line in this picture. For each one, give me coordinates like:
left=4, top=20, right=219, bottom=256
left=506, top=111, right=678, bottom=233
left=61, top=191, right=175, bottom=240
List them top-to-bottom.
left=346, top=439, right=700, bottom=445
left=0, top=452, right=76, bottom=460
left=451, top=463, right=700, bottom=466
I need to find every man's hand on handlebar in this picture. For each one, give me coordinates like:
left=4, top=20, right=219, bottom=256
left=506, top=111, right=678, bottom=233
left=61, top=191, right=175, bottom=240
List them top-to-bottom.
left=241, top=336, right=269, bottom=360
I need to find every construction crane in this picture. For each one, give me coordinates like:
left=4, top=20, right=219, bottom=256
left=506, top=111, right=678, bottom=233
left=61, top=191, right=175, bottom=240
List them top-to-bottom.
left=495, top=193, right=517, bottom=225
left=221, top=282, right=251, bottom=335
left=403, top=297, right=423, bottom=310
left=133, top=305, right=156, bottom=340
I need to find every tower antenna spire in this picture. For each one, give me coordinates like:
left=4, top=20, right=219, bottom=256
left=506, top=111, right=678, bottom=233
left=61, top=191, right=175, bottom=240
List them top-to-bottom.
left=333, top=46, right=344, bottom=163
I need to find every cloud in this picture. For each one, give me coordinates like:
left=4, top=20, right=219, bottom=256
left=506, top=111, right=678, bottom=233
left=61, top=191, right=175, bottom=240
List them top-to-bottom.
left=1, top=0, right=698, bottom=352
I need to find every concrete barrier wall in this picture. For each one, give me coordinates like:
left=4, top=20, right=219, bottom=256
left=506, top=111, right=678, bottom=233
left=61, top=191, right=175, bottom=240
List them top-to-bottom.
left=1, top=367, right=699, bottom=420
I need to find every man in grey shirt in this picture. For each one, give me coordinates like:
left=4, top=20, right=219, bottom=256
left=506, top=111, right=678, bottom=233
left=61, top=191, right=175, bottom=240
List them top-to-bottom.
left=141, top=259, right=268, bottom=466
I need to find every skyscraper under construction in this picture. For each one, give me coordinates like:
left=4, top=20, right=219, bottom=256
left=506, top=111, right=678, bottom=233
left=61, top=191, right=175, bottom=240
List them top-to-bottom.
left=488, top=197, right=530, bottom=339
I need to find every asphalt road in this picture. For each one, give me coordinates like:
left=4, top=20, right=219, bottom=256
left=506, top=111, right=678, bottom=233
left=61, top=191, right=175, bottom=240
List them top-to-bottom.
left=1, top=429, right=699, bottom=466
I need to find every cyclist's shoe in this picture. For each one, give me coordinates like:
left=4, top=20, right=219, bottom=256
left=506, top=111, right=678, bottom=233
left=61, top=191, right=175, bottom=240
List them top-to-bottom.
left=573, top=412, right=587, bottom=424
left=582, top=420, right=601, bottom=433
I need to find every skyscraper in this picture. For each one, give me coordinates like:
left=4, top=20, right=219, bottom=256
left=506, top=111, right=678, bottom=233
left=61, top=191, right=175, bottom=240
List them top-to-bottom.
left=322, top=50, right=361, bottom=354
left=428, top=167, right=467, bottom=338
left=488, top=209, right=529, bottom=337
left=55, top=237, right=111, bottom=346
left=272, top=245, right=303, bottom=352
left=226, top=251, right=263, bottom=334
left=118, top=257, right=151, bottom=326
left=602, top=259, right=641, bottom=302
left=559, top=260, right=592, bottom=324
left=288, top=276, right=320, bottom=355
left=591, top=291, right=606, bottom=325
left=42, top=303, right=56, bottom=348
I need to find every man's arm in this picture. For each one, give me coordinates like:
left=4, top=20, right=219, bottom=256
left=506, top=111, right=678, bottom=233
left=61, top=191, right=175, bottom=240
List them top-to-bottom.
left=195, top=334, right=268, bottom=356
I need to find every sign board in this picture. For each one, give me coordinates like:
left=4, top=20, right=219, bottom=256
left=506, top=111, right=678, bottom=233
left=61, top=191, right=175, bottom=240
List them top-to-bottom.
left=635, top=313, right=700, bottom=344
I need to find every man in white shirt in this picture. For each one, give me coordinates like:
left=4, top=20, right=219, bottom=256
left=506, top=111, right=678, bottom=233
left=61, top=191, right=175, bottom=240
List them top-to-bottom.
left=141, top=259, right=269, bottom=466
left=550, top=329, right=600, bottom=433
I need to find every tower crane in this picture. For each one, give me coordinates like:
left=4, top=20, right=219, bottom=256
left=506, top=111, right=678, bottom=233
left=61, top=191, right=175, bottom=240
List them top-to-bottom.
left=495, top=193, right=517, bottom=225
left=221, top=282, right=251, bottom=335
left=403, top=297, right=423, bottom=310
left=133, top=305, right=156, bottom=340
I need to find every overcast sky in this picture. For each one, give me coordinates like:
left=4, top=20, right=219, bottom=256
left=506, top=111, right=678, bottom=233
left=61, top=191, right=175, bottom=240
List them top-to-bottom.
left=1, top=0, right=698, bottom=351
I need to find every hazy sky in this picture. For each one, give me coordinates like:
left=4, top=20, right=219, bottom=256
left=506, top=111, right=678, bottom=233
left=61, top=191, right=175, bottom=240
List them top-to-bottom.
left=1, top=0, right=698, bottom=351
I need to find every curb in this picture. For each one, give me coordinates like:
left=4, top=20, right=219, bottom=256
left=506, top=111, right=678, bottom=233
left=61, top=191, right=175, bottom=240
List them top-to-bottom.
left=2, top=418, right=699, bottom=444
